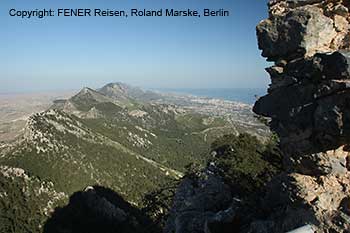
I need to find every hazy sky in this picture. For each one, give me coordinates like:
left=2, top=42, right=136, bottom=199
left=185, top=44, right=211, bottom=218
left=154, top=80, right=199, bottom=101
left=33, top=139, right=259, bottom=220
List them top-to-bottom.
left=0, top=0, right=270, bottom=93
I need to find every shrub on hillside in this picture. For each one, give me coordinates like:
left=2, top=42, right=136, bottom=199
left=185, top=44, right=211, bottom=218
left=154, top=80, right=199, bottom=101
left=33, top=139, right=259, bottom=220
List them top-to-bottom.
left=209, top=133, right=282, bottom=195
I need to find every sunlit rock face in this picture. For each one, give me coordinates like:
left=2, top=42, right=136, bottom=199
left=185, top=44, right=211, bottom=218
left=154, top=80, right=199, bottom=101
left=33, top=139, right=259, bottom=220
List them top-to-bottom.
left=253, top=0, right=350, bottom=232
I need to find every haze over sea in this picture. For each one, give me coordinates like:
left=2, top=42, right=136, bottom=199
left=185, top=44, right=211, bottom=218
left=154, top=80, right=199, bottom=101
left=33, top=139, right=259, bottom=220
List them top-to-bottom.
left=156, top=88, right=267, bottom=105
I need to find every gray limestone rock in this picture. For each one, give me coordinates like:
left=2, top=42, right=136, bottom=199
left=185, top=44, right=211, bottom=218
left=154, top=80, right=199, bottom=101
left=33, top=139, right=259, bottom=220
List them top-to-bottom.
left=257, top=6, right=336, bottom=61
left=164, top=175, right=234, bottom=233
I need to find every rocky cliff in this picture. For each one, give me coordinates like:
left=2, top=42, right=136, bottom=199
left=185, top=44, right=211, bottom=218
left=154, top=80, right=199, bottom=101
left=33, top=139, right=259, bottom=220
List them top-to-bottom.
left=253, top=0, right=350, bottom=232
left=165, top=1, right=350, bottom=232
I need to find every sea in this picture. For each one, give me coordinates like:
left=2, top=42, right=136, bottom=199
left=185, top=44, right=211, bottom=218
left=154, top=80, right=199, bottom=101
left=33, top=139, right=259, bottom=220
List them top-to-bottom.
left=155, top=88, right=267, bottom=105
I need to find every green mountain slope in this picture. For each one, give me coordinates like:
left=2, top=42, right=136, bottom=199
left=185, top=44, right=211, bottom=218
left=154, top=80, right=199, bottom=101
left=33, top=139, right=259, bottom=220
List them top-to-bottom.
left=0, top=83, right=270, bottom=232
left=0, top=109, right=179, bottom=203
left=0, top=165, right=67, bottom=233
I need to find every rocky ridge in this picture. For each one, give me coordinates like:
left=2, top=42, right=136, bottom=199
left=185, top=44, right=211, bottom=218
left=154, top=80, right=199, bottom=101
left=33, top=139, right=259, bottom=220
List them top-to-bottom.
left=253, top=0, right=350, bottom=232
left=0, top=82, right=272, bottom=233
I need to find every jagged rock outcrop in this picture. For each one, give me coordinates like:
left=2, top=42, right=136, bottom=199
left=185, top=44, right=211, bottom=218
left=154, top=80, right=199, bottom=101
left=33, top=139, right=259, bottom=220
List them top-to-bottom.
left=252, top=0, right=350, bottom=232
left=164, top=167, right=237, bottom=233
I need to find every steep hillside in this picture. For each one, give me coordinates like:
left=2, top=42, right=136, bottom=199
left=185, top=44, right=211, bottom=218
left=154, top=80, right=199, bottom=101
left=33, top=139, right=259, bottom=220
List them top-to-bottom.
left=1, top=109, right=179, bottom=203
left=0, top=165, right=67, bottom=233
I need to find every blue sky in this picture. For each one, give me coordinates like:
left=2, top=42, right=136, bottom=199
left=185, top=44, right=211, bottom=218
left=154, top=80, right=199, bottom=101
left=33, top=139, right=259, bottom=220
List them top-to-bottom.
left=0, top=0, right=270, bottom=93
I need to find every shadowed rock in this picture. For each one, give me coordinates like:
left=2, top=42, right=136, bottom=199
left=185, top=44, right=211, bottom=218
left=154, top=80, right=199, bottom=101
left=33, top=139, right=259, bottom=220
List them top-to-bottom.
left=164, top=174, right=238, bottom=233
left=44, top=185, right=160, bottom=233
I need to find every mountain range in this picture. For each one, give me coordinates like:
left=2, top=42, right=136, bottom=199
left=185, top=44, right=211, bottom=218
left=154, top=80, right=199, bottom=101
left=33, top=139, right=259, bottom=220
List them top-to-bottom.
left=0, top=82, right=269, bottom=232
